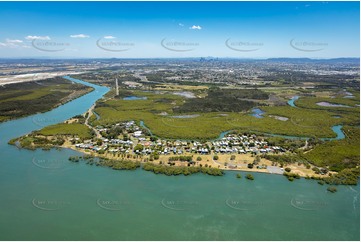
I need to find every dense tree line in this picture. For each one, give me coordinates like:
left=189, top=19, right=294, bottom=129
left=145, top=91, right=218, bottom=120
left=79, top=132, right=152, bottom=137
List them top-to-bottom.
left=0, top=77, right=91, bottom=121
left=174, top=89, right=268, bottom=113
left=0, top=92, right=67, bottom=117
left=262, top=154, right=297, bottom=164
left=168, top=156, right=193, bottom=162
left=101, top=159, right=141, bottom=170
left=142, top=162, right=224, bottom=176
left=321, top=168, right=359, bottom=185
left=283, top=172, right=301, bottom=181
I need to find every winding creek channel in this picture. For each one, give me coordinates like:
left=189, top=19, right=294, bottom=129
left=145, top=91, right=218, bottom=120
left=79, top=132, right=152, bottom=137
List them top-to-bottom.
left=0, top=77, right=359, bottom=240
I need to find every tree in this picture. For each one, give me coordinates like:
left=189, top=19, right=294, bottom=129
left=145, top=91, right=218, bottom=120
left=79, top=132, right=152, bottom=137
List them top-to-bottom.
left=133, top=144, right=143, bottom=152
left=213, top=155, right=219, bottom=160
left=230, top=155, right=236, bottom=160
left=196, top=156, right=202, bottom=161
left=285, top=167, right=291, bottom=172
left=312, top=167, right=320, bottom=174
left=236, top=173, right=241, bottom=179
left=246, top=174, right=254, bottom=180
left=327, top=186, right=337, bottom=193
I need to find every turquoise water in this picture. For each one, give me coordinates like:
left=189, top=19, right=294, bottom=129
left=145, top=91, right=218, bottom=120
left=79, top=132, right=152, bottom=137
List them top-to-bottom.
left=0, top=77, right=359, bottom=240
left=123, top=96, right=147, bottom=100
left=288, top=96, right=299, bottom=107
left=250, top=108, right=265, bottom=118
left=139, top=120, right=153, bottom=136
left=260, top=124, right=346, bottom=141
left=323, top=125, right=346, bottom=141
left=217, top=130, right=232, bottom=140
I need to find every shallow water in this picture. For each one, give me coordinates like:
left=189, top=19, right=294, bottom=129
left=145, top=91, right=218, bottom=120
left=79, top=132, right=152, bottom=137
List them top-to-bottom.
left=173, top=91, right=196, bottom=98
left=123, top=96, right=147, bottom=100
left=287, top=96, right=299, bottom=107
left=317, top=101, right=351, bottom=108
left=250, top=108, right=265, bottom=118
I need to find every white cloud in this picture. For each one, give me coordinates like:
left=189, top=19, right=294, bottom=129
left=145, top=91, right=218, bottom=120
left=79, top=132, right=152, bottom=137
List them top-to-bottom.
left=179, top=23, right=184, bottom=27
left=189, top=25, right=202, bottom=30
left=70, top=34, right=90, bottom=38
left=25, top=35, right=50, bottom=40
left=104, top=36, right=116, bottom=39
left=0, top=39, right=28, bottom=48
left=6, top=39, right=23, bottom=43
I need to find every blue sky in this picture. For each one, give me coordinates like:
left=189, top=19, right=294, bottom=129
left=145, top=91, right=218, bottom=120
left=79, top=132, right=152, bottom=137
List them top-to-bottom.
left=0, top=1, right=359, bottom=58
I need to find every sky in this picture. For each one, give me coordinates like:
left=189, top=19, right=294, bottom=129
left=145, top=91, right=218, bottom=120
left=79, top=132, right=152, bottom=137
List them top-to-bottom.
left=0, top=1, right=359, bottom=59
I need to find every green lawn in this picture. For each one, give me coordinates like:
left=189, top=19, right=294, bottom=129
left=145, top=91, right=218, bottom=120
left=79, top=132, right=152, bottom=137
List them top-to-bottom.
left=39, top=123, right=92, bottom=139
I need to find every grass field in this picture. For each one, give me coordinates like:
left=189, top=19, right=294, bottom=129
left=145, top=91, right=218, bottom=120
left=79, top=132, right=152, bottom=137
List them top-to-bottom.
left=92, top=89, right=358, bottom=140
left=295, top=96, right=359, bottom=112
left=38, top=123, right=92, bottom=139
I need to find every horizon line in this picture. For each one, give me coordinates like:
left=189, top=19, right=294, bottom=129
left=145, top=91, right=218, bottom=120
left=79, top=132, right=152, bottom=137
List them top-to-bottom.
left=0, top=57, right=359, bottom=60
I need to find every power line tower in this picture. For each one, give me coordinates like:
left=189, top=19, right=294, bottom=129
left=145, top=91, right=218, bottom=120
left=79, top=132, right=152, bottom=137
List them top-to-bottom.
left=115, top=78, right=119, bottom=96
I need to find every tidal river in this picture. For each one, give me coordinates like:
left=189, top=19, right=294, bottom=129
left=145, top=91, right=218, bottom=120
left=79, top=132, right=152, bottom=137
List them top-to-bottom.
left=0, top=77, right=359, bottom=240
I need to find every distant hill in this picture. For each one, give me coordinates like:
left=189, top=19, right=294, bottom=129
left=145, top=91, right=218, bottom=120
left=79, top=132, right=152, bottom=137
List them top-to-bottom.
left=266, top=57, right=360, bottom=64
